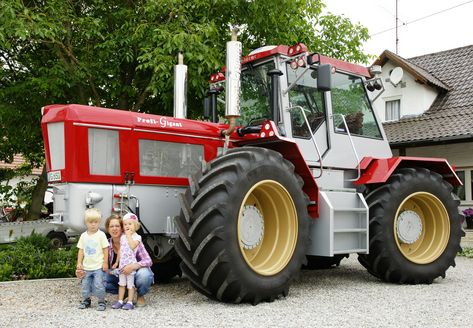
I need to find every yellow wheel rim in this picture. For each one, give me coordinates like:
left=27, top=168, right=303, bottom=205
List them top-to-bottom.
left=237, top=180, right=298, bottom=276
left=394, top=192, right=450, bottom=264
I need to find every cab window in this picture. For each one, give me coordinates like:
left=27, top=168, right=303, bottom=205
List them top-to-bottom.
left=286, top=65, right=326, bottom=138
left=331, top=73, right=382, bottom=139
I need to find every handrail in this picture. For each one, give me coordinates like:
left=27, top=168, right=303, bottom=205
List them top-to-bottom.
left=287, top=106, right=323, bottom=178
left=332, top=113, right=361, bottom=181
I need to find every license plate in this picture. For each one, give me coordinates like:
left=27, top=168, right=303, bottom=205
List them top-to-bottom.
left=47, top=170, right=62, bottom=182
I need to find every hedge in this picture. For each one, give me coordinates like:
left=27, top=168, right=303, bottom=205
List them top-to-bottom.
left=0, top=233, right=78, bottom=281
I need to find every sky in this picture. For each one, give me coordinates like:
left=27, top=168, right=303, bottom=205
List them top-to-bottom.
left=323, top=0, right=473, bottom=60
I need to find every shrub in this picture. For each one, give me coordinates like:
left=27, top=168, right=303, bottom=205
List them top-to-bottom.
left=15, top=232, right=51, bottom=251
left=0, top=233, right=78, bottom=281
left=47, top=247, right=78, bottom=278
left=458, top=247, right=473, bottom=258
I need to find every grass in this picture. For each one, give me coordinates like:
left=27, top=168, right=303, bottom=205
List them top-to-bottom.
left=458, top=247, right=473, bottom=258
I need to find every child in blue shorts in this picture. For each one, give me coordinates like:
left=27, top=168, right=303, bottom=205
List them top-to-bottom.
left=76, top=208, right=109, bottom=311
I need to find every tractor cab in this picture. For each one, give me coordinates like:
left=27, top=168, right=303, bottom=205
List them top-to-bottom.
left=208, top=43, right=392, bottom=181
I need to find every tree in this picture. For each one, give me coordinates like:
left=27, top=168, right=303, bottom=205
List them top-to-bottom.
left=0, top=0, right=370, bottom=219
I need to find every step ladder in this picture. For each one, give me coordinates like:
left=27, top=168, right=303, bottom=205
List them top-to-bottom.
left=306, top=189, right=369, bottom=256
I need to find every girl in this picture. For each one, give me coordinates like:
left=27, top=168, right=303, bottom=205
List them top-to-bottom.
left=111, top=213, right=141, bottom=310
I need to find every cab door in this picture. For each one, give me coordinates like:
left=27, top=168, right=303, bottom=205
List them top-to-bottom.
left=284, top=65, right=329, bottom=167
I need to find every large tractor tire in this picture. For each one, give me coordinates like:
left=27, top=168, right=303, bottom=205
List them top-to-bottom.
left=174, top=147, right=309, bottom=304
left=358, top=167, right=463, bottom=284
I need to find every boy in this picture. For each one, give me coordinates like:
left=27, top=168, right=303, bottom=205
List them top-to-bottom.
left=76, top=208, right=109, bottom=311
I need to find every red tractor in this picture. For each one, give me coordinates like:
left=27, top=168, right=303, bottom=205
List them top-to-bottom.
left=41, top=32, right=463, bottom=304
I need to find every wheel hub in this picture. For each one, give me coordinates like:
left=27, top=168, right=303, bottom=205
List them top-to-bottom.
left=240, top=205, right=264, bottom=249
left=396, top=210, right=423, bottom=244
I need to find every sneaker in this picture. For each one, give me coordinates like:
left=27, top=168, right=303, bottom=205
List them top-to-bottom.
left=78, top=298, right=91, bottom=309
left=96, top=301, right=106, bottom=311
left=111, top=301, right=123, bottom=309
left=122, top=302, right=134, bottom=310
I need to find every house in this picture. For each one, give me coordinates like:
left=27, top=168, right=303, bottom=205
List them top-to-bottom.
left=372, top=45, right=473, bottom=210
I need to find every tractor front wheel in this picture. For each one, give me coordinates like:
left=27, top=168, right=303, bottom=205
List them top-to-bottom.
left=174, top=147, right=309, bottom=304
left=358, top=168, right=463, bottom=283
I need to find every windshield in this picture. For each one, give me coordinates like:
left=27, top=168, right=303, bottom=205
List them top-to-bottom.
left=216, top=61, right=275, bottom=126
left=217, top=61, right=275, bottom=125
left=238, top=61, right=275, bottom=125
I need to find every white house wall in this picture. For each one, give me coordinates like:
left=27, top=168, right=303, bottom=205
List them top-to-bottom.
left=373, top=61, right=439, bottom=122
left=401, top=142, right=473, bottom=167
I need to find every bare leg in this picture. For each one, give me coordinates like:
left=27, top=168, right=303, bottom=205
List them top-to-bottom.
left=118, top=285, right=126, bottom=302
left=127, top=287, right=135, bottom=304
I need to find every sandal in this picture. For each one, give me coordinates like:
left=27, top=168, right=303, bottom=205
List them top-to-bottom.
left=78, top=298, right=91, bottom=309
left=96, top=301, right=106, bottom=311
left=122, top=302, right=134, bottom=310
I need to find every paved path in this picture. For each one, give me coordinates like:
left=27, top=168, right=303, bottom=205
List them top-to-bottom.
left=461, top=229, right=473, bottom=248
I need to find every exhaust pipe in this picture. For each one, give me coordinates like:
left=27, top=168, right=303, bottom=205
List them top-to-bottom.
left=222, top=28, right=241, bottom=136
left=173, top=52, right=187, bottom=119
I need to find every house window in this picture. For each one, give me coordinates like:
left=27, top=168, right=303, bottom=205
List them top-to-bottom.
left=385, top=99, right=400, bottom=121
left=453, top=169, right=473, bottom=204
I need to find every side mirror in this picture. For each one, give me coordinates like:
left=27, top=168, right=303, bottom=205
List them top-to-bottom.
left=317, top=64, right=332, bottom=91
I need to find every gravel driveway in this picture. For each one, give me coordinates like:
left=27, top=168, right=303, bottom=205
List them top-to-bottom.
left=1, top=256, right=472, bottom=328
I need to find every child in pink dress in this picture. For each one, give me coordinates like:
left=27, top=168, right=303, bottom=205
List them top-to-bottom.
left=111, top=213, right=141, bottom=310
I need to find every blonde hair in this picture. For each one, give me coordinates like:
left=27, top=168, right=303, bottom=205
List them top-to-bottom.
left=85, top=208, right=101, bottom=223
left=123, top=217, right=141, bottom=231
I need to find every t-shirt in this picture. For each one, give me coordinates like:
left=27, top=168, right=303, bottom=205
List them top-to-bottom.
left=77, top=230, right=109, bottom=271
left=119, top=233, right=142, bottom=269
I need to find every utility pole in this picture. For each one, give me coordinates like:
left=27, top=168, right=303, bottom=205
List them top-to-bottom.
left=396, top=0, right=399, bottom=54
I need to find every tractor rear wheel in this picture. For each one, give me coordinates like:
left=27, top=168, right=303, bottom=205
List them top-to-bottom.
left=174, top=147, right=309, bottom=304
left=358, top=168, right=463, bottom=283
left=47, top=231, right=67, bottom=249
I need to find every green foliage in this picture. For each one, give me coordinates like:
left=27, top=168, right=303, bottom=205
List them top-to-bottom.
left=0, top=0, right=370, bottom=171
left=0, top=178, right=37, bottom=220
left=14, top=231, right=51, bottom=251
left=0, top=233, right=78, bottom=281
left=458, top=247, right=473, bottom=258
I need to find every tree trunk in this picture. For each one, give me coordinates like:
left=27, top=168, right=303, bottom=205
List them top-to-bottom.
left=29, top=166, right=48, bottom=220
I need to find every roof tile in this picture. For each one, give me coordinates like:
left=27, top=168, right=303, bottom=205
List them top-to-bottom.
left=381, top=45, right=473, bottom=144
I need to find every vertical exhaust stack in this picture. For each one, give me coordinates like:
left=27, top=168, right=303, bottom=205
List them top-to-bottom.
left=222, top=28, right=242, bottom=136
left=173, top=52, right=187, bottom=119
